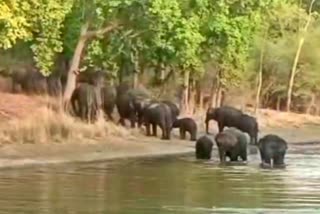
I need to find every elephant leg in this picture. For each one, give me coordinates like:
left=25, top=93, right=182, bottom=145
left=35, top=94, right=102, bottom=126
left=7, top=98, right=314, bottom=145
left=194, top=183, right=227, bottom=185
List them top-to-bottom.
left=80, top=106, right=86, bottom=122
left=87, top=106, right=92, bottom=124
left=137, top=113, right=143, bottom=128
left=130, top=114, right=136, bottom=128
left=205, top=121, right=209, bottom=134
left=158, top=122, right=168, bottom=140
left=218, top=122, right=224, bottom=133
left=146, top=123, right=151, bottom=136
left=152, top=123, right=157, bottom=136
left=166, top=126, right=171, bottom=140
left=179, top=129, right=185, bottom=139
left=190, top=130, right=197, bottom=141
left=240, top=147, right=247, bottom=162
left=218, top=148, right=226, bottom=163
left=259, top=148, right=265, bottom=163
left=230, top=150, right=239, bottom=162
left=274, top=152, right=285, bottom=166
left=264, top=156, right=271, bottom=165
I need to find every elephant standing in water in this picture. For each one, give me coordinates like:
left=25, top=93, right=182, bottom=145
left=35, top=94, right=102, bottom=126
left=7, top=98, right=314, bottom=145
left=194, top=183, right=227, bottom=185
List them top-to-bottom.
left=205, top=106, right=259, bottom=145
left=215, top=128, right=248, bottom=163
left=258, top=134, right=288, bottom=168
left=195, top=135, right=213, bottom=160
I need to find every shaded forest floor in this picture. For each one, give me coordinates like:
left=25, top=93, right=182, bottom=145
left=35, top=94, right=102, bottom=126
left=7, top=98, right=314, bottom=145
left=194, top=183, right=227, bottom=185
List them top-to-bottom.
left=0, top=92, right=320, bottom=169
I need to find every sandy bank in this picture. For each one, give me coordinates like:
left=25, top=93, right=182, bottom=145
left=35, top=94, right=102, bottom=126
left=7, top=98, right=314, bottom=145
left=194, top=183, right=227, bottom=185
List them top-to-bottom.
left=0, top=124, right=319, bottom=169
left=0, top=135, right=194, bottom=169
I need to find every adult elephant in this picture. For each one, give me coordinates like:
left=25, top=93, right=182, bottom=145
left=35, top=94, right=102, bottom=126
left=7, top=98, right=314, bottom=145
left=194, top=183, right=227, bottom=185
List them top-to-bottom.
left=11, top=68, right=48, bottom=94
left=11, top=68, right=28, bottom=93
left=24, top=70, right=48, bottom=95
left=77, top=70, right=106, bottom=87
left=47, top=74, right=62, bottom=97
left=71, top=83, right=102, bottom=123
left=116, top=83, right=151, bottom=128
left=101, top=84, right=117, bottom=121
left=161, top=100, right=180, bottom=121
left=141, top=102, right=173, bottom=140
left=205, top=106, right=258, bottom=145
left=215, top=128, right=248, bottom=163
left=258, top=134, right=288, bottom=168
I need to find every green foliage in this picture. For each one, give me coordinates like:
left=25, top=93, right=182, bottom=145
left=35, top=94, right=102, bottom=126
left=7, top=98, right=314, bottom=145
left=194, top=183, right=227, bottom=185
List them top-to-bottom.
left=2, top=0, right=320, bottom=112
left=0, top=1, right=32, bottom=49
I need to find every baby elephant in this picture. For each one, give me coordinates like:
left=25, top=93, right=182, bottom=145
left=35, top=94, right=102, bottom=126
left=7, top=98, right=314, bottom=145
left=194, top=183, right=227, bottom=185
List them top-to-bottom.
left=172, top=117, right=197, bottom=141
left=215, top=128, right=248, bottom=163
left=258, top=134, right=288, bottom=168
left=195, top=135, right=213, bottom=160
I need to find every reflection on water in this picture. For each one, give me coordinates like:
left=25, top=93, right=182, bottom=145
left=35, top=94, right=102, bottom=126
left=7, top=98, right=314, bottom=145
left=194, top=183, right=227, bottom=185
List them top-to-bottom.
left=0, top=147, right=320, bottom=213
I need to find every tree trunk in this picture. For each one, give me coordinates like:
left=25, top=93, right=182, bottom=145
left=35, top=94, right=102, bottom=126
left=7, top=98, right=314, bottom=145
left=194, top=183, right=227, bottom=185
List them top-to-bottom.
left=286, top=0, right=315, bottom=112
left=62, top=22, right=119, bottom=111
left=63, top=22, right=89, bottom=111
left=254, top=28, right=267, bottom=115
left=182, top=70, right=190, bottom=113
left=215, top=70, right=222, bottom=107
left=133, top=71, right=139, bottom=89
left=209, top=77, right=216, bottom=108
left=188, top=79, right=196, bottom=114
left=197, top=81, right=204, bottom=110
left=306, top=93, right=315, bottom=115
left=276, top=96, right=281, bottom=111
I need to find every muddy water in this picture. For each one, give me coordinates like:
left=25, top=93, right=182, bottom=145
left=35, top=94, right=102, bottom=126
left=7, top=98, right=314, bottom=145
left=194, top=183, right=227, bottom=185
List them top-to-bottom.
left=0, top=146, right=320, bottom=214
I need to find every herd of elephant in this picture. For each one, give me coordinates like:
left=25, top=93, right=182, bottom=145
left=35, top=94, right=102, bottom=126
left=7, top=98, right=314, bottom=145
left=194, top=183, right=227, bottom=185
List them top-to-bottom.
left=10, top=69, right=288, bottom=168
left=70, top=80, right=288, bottom=168
left=198, top=106, right=288, bottom=169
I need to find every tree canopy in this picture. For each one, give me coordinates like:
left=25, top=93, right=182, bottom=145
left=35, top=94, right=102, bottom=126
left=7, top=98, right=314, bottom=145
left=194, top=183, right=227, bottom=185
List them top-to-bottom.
left=1, top=0, right=320, bottom=113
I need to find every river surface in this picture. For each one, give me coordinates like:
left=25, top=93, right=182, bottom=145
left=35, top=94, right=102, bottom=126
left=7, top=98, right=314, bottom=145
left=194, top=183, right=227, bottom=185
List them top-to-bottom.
left=0, top=145, right=320, bottom=214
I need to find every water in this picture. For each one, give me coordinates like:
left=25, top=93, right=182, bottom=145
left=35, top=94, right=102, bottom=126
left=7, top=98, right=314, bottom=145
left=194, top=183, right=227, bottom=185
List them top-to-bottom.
left=0, top=146, right=320, bottom=214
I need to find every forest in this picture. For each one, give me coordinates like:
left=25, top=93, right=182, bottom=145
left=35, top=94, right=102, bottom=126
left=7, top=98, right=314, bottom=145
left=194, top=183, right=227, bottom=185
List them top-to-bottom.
left=1, top=0, right=320, bottom=115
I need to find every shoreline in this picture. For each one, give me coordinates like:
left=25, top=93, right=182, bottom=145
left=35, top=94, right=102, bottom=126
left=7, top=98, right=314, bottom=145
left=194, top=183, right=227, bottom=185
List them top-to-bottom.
left=0, top=124, right=319, bottom=170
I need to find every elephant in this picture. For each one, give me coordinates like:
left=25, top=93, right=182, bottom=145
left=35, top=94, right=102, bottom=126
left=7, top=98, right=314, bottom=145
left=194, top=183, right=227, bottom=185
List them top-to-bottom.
left=11, top=68, right=48, bottom=94
left=11, top=68, right=28, bottom=93
left=24, top=70, right=48, bottom=95
left=77, top=70, right=106, bottom=87
left=47, top=74, right=62, bottom=97
left=71, top=83, right=102, bottom=123
left=101, top=84, right=117, bottom=121
left=116, top=85, right=151, bottom=128
left=132, top=97, right=155, bottom=127
left=134, top=98, right=173, bottom=128
left=161, top=100, right=180, bottom=121
left=141, top=102, right=173, bottom=140
left=205, top=106, right=258, bottom=145
left=172, top=117, right=197, bottom=141
left=215, top=128, right=248, bottom=163
left=258, top=134, right=288, bottom=168
left=195, top=135, right=213, bottom=160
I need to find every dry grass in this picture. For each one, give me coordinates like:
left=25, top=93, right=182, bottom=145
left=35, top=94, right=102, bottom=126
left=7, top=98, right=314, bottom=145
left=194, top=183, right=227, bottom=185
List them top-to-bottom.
left=0, top=107, right=132, bottom=145
left=255, top=108, right=320, bottom=128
